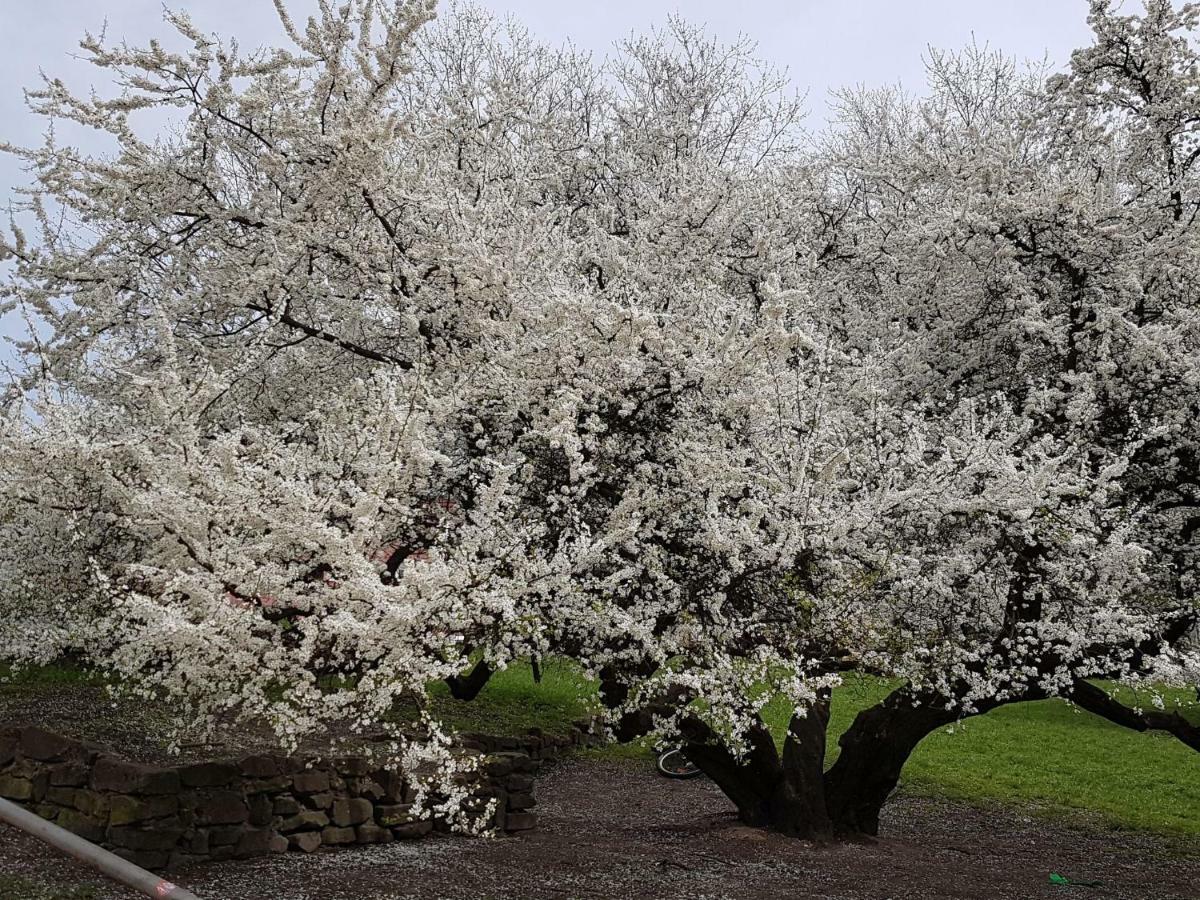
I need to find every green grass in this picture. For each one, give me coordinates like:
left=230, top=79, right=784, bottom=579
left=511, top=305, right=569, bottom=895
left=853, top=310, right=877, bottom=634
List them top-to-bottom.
left=428, top=658, right=599, bottom=735
left=885, top=687, right=1200, bottom=837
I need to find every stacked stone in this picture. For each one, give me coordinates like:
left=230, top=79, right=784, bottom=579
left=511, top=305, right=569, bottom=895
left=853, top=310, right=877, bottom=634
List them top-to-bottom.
left=0, top=725, right=543, bottom=871
left=483, top=752, right=539, bottom=832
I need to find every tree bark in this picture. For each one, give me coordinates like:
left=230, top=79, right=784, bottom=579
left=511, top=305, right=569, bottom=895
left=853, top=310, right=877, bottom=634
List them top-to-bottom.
left=444, top=659, right=493, bottom=701
left=1069, top=679, right=1200, bottom=752
left=822, top=688, right=961, bottom=835
left=681, top=693, right=834, bottom=840
left=773, top=693, right=834, bottom=838
left=680, top=718, right=781, bottom=826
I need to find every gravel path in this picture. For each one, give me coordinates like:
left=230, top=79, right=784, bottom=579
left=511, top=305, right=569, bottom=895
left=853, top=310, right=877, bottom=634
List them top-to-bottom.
left=2, top=757, right=1198, bottom=899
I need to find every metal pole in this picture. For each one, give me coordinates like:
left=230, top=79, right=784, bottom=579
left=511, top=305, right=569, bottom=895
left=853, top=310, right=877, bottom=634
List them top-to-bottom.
left=0, top=796, right=201, bottom=900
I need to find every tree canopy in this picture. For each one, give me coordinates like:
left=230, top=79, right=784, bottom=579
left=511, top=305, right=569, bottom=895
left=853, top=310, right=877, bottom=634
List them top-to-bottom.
left=2, top=0, right=1198, bottom=838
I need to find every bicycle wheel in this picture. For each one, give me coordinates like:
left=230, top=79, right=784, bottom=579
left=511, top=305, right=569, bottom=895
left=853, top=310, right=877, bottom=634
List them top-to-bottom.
left=656, top=747, right=703, bottom=779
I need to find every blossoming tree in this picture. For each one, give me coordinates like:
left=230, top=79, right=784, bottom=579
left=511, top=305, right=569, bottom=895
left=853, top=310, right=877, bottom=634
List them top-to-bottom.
left=1, top=0, right=1197, bottom=839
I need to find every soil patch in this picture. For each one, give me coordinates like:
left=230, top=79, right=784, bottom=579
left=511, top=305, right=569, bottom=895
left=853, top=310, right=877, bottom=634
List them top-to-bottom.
left=2, top=757, right=1197, bottom=899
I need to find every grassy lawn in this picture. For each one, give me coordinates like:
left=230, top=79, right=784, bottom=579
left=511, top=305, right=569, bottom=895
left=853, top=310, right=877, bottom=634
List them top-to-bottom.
left=429, top=658, right=598, bottom=735
left=5, top=660, right=1199, bottom=837
left=896, top=695, right=1200, bottom=835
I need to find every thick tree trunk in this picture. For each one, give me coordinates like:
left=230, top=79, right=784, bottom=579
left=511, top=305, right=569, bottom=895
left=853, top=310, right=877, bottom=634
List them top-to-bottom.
left=611, top=675, right=1056, bottom=842
left=822, top=690, right=960, bottom=835
left=681, top=693, right=834, bottom=840
left=772, top=694, right=834, bottom=838
left=680, top=721, right=781, bottom=827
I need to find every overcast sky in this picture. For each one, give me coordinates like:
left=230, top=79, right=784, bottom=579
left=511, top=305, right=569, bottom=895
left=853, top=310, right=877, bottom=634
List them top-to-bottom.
left=0, top=0, right=1096, bottom=365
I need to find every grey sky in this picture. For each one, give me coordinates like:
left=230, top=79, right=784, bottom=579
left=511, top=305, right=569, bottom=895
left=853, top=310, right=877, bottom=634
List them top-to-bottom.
left=0, top=0, right=1095, bottom=364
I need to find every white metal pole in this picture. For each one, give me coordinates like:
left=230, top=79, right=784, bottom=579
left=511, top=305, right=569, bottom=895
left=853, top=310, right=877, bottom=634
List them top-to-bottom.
left=0, top=796, right=201, bottom=900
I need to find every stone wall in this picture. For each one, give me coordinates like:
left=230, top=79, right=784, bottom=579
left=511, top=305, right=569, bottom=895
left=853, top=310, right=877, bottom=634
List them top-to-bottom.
left=0, top=724, right=589, bottom=871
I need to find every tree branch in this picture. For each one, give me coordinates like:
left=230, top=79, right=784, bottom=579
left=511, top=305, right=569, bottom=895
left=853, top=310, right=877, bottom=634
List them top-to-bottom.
left=1069, top=680, right=1200, bottom=753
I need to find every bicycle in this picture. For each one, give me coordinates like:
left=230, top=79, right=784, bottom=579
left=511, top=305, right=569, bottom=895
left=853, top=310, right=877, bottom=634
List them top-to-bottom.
left=655, top=745, right=703, bottom=779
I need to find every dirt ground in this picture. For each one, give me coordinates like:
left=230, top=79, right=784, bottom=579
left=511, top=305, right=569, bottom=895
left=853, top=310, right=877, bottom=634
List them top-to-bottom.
left=2, top=756, right=1198, bottom=900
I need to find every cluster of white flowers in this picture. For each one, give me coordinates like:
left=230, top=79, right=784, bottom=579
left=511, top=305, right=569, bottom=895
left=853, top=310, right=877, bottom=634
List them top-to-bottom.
left=2, top=0, right=1198, bottom=833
